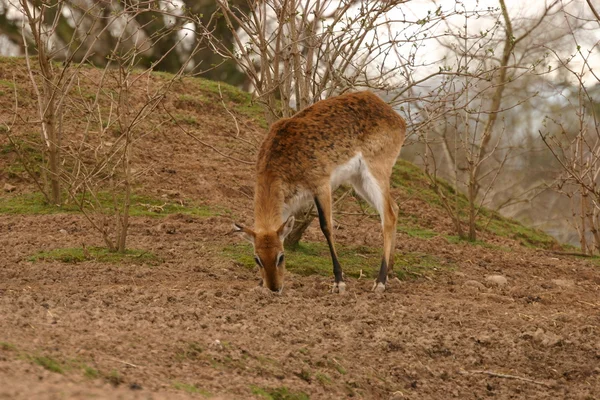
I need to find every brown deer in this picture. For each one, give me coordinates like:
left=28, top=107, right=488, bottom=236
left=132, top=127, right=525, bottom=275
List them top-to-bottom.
left=233, top=91, right=406, bottom=293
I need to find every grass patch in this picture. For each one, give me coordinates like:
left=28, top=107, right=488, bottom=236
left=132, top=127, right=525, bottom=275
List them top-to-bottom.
left=150, top=69, right=265, bottom=126
left=192, top=78, right=266, bottom=126
left=0, top=79, right=16, bottom=89
left=175, top=93, right=209, bottom=108
left=172, top=113, right=199, bottom=125
left=1, top=135, right=44, bottom=178
left=391, top=159, right=558, bottom=249
left=391, top=159, right=455, bottom=209
left=0, top=191, right=226, bottom=218
left=481, top=212, right=557, bottom=249
left=397, top=224, right=439, bottom=239
left=224, top=241, right=447, bottom=281
left=29, top=247, right=159, bottom=265
left=175, top=341, right=203, bottom=361
left=0, top=342, right=17, bottom=351
left=30, top=355, right=65, bottom=374
left=82, top=365, right=100, bottom=379
left=104, top=369, right=123, bottom=386
left=315, top=372, right=332, bottom=385
left=173, top=381, right=211, bottom=396
left=251, top=386, right=309, bottom=400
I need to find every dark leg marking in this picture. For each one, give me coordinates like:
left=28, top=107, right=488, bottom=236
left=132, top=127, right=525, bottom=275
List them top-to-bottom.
left=314, top=196, right=343, bottom=284
left=377, top=257, right=388, bottom=285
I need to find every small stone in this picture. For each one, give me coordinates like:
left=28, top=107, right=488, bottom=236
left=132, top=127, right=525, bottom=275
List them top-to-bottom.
left=3, top=183, right=16, bottom=192
left=59, top=229, right=68, bottom=235
left=486, top=275, right=508, bottom=286
left=551, top=279, right=575, bottom=288
left=464, top=280, right=486, bottom=291
left=252, top=285, right=274, bottom=298
left=481, top=293, right=514, bottom=303
left=532, top=328, right=562, bottom=347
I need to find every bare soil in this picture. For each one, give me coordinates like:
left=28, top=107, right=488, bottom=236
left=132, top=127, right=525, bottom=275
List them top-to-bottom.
left=1, top=64, right=600, bottom=399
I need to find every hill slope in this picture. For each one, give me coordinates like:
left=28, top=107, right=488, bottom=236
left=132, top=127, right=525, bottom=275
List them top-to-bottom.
left=1, top=57, right=599, bottom=400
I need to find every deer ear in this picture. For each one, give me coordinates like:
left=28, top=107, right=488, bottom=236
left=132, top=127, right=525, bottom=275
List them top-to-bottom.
left=277, top=216, right=295, bottom=241
left=232, top=223, right=255, bottom=244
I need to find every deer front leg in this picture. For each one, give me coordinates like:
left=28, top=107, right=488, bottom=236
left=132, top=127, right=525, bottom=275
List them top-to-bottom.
left=314, top=189, right=346, bottom=294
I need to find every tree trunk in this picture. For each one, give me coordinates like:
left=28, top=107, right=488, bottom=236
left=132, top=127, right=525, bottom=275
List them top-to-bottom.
left=41, top=56, right=61, bottom=205
left=468, top=168, right=477, bottom=242
left=284, top=205, right=315, bottom=250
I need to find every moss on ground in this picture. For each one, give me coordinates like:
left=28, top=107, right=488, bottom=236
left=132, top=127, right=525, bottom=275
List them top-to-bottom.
left=0, top=192, right=227, bottom=218
left=28, top=247, right=159, bottom=265
left=30, top=355, right=65, bottom=374
left=173, top=381, right=211, bottom=396
left=251, top=386, right=310, bottom=400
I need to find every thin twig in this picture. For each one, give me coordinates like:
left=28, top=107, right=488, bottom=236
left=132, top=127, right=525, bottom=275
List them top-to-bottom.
left=218, top=83, right=241, bottom=137
left=163, top=104, right=254, bottom=165
left=577, top=300, right=598, bottom=308
left=106, top=357, right=140, bottom=368
left=461, top=369, right=552, bottom=387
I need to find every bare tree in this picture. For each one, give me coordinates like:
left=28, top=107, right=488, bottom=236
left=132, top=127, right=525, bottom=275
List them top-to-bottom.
left=6, top=0, right=197, bottom=252
left=199, top=0, right=454, bottom=246
left=409, top=0, right=560, bottom=241
left=540, top=2, right=600, bottom=254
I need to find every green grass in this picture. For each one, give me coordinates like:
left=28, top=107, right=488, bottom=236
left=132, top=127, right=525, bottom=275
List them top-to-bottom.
left=151, top=69, right=265, bottom=127
left=194, top=78, right=265, bottom=123
left=0, top=79, right=16, bottom=89
left=172, top=113, right=199, bottom=125
left=1, top=136, right=44, bottom=178
left=0, top=191, right=227, bottom=218
left=481, top=212, right=557, bottom=248
left=397, top=224, right=440, bottom=239
left=224, top=241, right=447, bottom=281
left=28, top=247, right=158, bottom=265
left=0, top=342, right=17, bottom=351
left=174, top=342, right=203, bottom=362
left=7, top=344, right=101, bottom=379
left=30, top=355, right=65, bottom=374
left=82, top=365, right=100, bottom=379
left=105, top=369, right=123, bottom=386
left=315, top=372, right=332, bottom=385
left=173, top=381, right=211, bottom=396
left=251, top=386, right=309, bottom=400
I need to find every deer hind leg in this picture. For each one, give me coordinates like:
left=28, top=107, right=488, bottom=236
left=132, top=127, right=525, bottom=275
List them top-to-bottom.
left=351, top=162, right=398, bottom=293
left=314, top=187, right=346, bottom=294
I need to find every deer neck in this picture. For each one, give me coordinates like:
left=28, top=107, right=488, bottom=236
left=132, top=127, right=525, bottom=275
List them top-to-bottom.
left=254, top=172, right=285, bottom=232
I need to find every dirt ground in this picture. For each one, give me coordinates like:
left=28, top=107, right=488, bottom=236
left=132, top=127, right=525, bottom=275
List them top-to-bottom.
left=1, top=66, right=600, bottom=399
left=2, top=210, right=600, bottom=400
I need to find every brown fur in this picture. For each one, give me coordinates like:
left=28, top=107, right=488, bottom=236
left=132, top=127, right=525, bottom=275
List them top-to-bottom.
left=234, top=91, right=406, bottom=292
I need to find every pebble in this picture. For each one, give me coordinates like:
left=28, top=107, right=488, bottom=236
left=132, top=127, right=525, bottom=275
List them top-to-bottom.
left=485, top=275, right=508, bottom=286
left=551, top=279, right=575, bottom=288
left=464, top=280, right=486, bottom=291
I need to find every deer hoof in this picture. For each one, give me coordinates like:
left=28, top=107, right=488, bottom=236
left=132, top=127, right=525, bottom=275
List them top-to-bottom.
left=331, top=281, right=346, bottom=294
left=372, top=282, right=386, bottom=293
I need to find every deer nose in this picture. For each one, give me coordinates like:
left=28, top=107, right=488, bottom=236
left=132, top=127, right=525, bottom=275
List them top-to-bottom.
left=269, top=285, right=283, bottom=294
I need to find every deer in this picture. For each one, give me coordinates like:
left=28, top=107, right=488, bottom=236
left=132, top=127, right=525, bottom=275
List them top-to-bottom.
left=233, top=91, right=406, bottom=294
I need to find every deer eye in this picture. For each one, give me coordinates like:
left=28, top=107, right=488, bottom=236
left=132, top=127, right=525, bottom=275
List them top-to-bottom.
left=276, top=253, right=285, bottom=266
left=254, top=255, right=263, bottom=268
